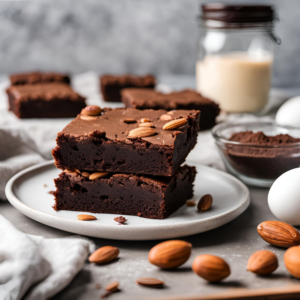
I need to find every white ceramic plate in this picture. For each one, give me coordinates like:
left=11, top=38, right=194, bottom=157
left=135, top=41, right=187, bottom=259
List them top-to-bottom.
left=5, top=161, right=250, bottom=240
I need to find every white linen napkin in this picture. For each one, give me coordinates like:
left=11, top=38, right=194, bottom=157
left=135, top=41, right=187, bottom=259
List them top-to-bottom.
left=0, top=215, right=95, bottom=300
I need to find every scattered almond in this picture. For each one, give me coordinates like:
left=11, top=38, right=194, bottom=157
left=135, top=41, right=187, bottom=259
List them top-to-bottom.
left=81, top=105, right=102, bottom=116
left=160, top=114, right=173, bottom=121
left=80, top=115, right=97, bottom=121
left=123, top=118, right=136, bottom=124
left=140, top=118, right=152, bottom=123
left=163, top=118, right=187, bottom=130
left=139, top=122, right=155, bottom=128
left=127, top=127, right=156, bottom=138
left=65, top=169, right=77, bottom=176
left=82, top=171, right=90, bottom=178
left=89, top=172, right=110, bottom=180
left=198, top=194, right=213, bottom=212
left=186, top=200, right=196, bottom=207
left=77, top=214, right=97, bottom=221
left=257, top=220, right=300, bottom=248
left=148, top=240, right=192, bottom=269
left=89, top=246, right=120, bottom=264
left=284, top=246, right=300, bottom=279
left=247, top=250, right=278, bottom=275
left=192, top=254, right=230, bottom=282
left=136, top=277, right=164, bottom=287
left=105, top=281, right=119, bottom=292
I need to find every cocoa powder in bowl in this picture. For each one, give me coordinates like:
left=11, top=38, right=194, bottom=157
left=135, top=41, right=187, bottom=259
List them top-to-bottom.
left=224, top=131, right=300, bottom=179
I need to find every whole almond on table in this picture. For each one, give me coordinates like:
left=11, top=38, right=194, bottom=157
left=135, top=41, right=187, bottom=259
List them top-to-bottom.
left=81, top=105, right=102, bottom=116
left=163, top=118, right=187, bottom=130
left=127, top=127, right=156, bottom=139
left=198, top=194, right=213, bottom=212
left=77, top=214, right=97, bottom=221
left=257, top=220, right=300, bottom=248
left=148, top=240, right=192, bottom=269
left=89, top=246, right=120, bottom=264
left=284, top=246, right=300, bottom=279
left=247, top=250, right=278, bottom=275
left=192, top=254, right=230, bottom=282
left=136, top=278, right=164, bottom=287
left=105, top=281, right=119, bottom=292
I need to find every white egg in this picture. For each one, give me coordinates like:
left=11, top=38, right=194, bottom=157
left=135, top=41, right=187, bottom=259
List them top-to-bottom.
left=276, top=96, right=300, bottom=127
left=268, top=168, right=300, bottom=225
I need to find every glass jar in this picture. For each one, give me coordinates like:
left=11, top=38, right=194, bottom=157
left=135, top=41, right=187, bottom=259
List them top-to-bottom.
left=196, top=4, right=280, bottom=113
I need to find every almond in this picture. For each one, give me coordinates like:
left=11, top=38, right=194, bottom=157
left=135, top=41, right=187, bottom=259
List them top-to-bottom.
left=81, top=105, right=102, bottom=116
left=160, top=114, right=173, bottom=121
left=80, top=115, right=97, bottom=121
left=123, top=118, right=136, bottom=124
left=140, top=118, right=152, bottom=123
left=163, top=118, right=187, bottom=130
left=139, top=122, right=155, bottom=128
left=127, top=127, right=156, bottom=138
left=75, top=169, right=81, bottom=174
left=82, top=171, right=90, bottom=178
left=89, top=172, right=110, bottom=180
left=197, top=194, right=213, bottom=212
left=186, top=200, right=196, bottom=207
left=77, top=214, right=97, bottom=221
left=257, top=220, right=300, bottom=248
left=148, top=240, right=192, bottom=269
left=89, top=246, right=119, bottom=264
left=284, top=246, right=300, bottom=279
left=247, top=250, right=278, bottom=275
left=192, top=254, right=230, bottom=282
left=136, top=277, right=164, bottom=287
left=105, top=281, right=119, bottom=292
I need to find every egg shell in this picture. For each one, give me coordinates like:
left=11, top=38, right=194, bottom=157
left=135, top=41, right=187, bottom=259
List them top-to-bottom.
left=276, top=96, right=300, bottom=127
left=268, top=168, right=300, bottom=225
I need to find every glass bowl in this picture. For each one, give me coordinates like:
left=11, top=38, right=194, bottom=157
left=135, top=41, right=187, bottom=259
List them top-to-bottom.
left=212, top=122, right=300, bottom=187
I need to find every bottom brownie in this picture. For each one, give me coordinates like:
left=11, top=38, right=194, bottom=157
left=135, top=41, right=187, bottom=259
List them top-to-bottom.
left=53, top=165, right=196, bottom=219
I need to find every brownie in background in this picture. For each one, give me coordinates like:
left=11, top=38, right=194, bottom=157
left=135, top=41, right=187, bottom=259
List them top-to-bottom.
left=10, top=71, right=70, bottom=86
left=100, top=74, right=156, bottom=102
left=7, top=83, right=86, bottom=118
left=122, top=88, right=220, bottom=130
left=53, top=165, right=196, bottom=219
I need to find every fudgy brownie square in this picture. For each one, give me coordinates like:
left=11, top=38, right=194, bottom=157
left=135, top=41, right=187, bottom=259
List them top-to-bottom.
left=10, top=71, right=70, bottom=85
left=100, top=74, right=156, bottom=102
left=6, top=83, right=86, bottom=118
left=121, top=88, right=220, bottom=130
left=52, top=107, right=200, bottom=176
left=53, top=165, right=196, bottom=219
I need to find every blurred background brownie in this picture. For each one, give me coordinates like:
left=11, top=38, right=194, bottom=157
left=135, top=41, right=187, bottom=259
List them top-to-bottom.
left=10, top=71, right=70, bottom=86
left=100, top=74, right=156, bottom=102
left=7, top=83, right=86, bottom=118
left=122, top=88, right=220, bottom=130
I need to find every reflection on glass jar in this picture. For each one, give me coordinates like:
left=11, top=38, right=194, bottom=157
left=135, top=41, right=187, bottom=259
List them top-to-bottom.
left=196, top=4, right=280, bottom=113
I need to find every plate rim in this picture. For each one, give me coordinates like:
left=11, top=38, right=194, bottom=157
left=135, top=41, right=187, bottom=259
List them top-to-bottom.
left=5, top=160, right=250, bottom=239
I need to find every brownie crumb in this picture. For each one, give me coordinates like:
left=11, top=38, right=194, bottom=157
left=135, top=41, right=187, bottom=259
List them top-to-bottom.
left=48, top=191, right=55, bottom=195
left=114, top=216, right=127, bottom=225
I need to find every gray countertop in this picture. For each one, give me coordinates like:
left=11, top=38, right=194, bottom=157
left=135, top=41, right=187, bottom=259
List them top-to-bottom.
left=1, top=185, right=300, bottom=300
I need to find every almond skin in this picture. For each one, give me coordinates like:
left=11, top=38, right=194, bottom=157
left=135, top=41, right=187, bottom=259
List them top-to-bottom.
left=81, top=105, right=102, bottom=116
left=160, top=114, right=173, bottom=121
left=163, top=118, right=187, bottom=130
left=127, top=127, right=156, bottom=138
left=89, top=172, right=110, bottom=180
left=198, top=194, right=213, bottom=212
left=77, top=214, right=97, bottom=221
left=257, top=221, right=300, bottom=248
left=148, top=240, right=192, bottom=269
left=89, top=246, right=120, bottom=264
left=284, top=246, right=300, bottom=279
left=247, top=250, right=278, bottom=275
left=192, top=254, right=230, bottom=282
left=136, top=277, right=164, bottom=287
left=105, top=281, right=119, bottom=292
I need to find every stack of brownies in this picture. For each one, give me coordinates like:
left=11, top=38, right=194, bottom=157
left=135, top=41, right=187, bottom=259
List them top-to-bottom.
left=6, top=71, right=86, bottom=118
left=52, top=105, right=200, bottom=219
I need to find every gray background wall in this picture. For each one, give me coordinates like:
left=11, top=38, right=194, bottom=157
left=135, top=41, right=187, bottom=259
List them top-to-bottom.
left=0, top=0, right=299, bottom=87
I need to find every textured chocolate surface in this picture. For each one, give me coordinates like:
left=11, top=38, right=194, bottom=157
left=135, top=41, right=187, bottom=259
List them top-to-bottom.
left=10, top=71, right=70, bottom=85
left=100, top=74, right=155, bottom=102
left=7, top=83, right=86, bottom=118
left=122, top=88, right=220, bottom=130
left=52, top=108, right=200, bottom=176
left=53, top=165, right=196, bottom=219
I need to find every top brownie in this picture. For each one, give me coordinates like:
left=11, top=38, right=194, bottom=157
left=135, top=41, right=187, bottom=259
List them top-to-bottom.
left=10, top=71, right=70, bottom=85
left=100, top=74, right=156, bottom=102
left=121, top=88, right=220, bottom=130
left=52, top=107, right=200, bottom=176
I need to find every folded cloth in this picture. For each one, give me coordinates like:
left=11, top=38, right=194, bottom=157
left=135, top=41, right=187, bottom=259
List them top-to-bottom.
left=0, top=215, right=95, bottom=300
